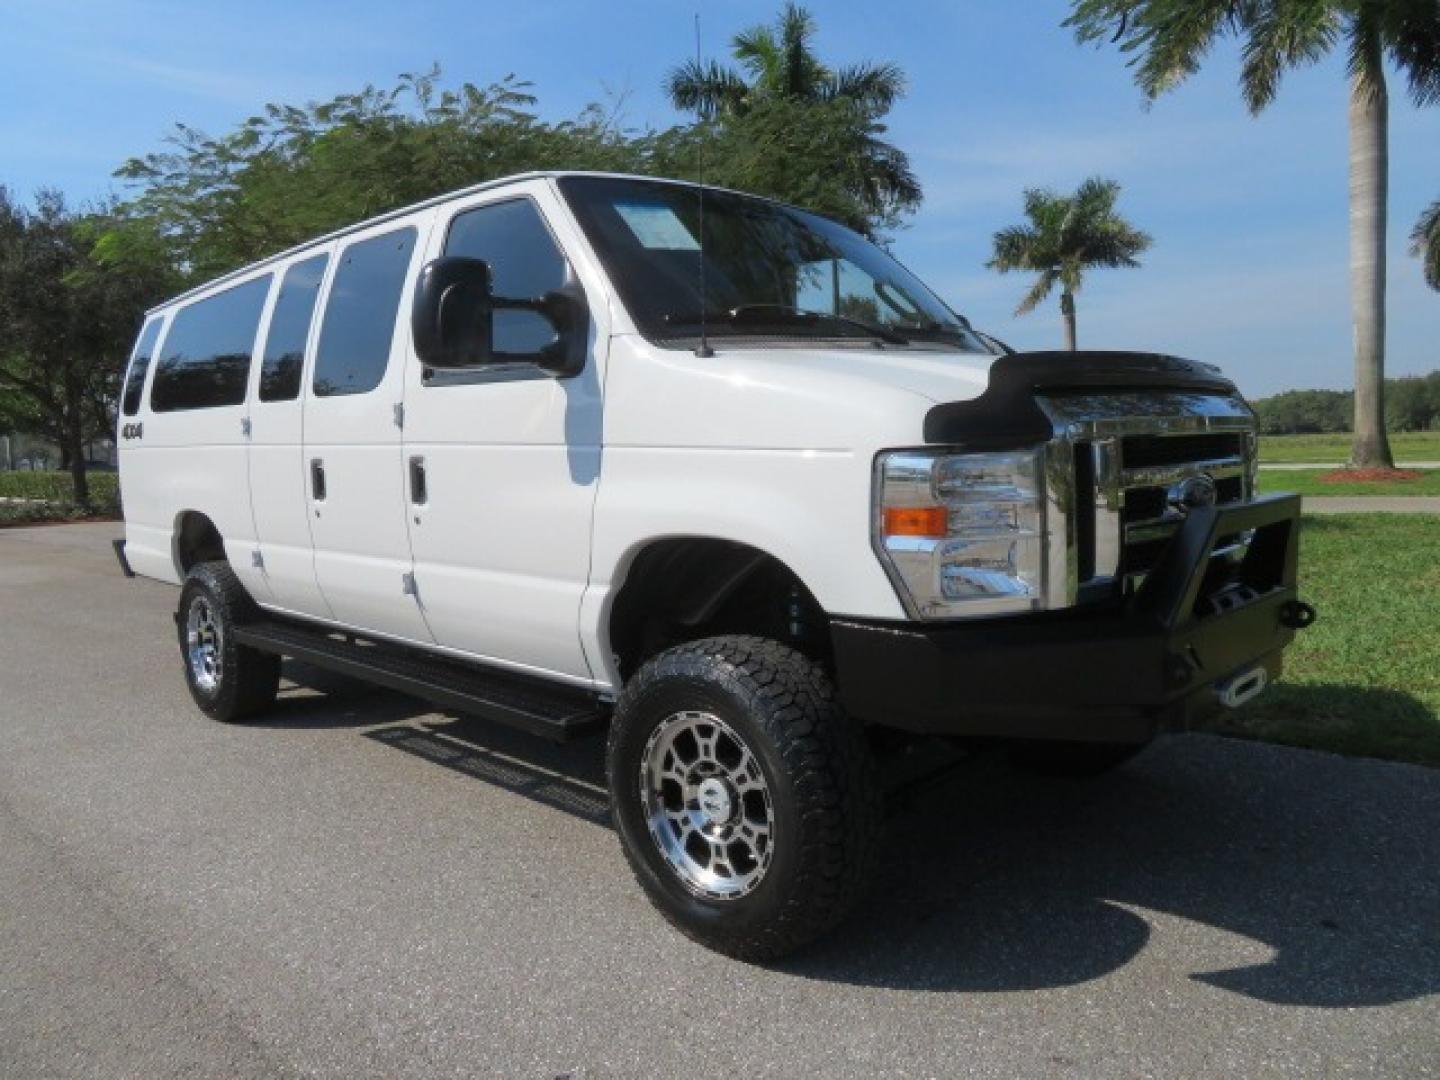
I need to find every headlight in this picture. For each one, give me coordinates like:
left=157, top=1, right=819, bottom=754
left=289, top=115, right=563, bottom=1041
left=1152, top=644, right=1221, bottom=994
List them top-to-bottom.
left=873, top=449, right=1045, bottom=619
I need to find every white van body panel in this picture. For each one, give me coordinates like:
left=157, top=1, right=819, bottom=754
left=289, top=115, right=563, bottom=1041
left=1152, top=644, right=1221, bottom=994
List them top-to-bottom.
left=401, top=179, right=610, bottom=682
left=301, top=211, right=435, bottom=644
left=244, top=243, right=337, bottom=618
left=120, top=268, right=275, bottom=588
left=574, top=336, right=994, bottom=688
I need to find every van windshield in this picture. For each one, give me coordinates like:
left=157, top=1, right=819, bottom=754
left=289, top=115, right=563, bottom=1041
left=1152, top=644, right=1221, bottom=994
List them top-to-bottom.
left=558, top=176, right=992, bottom=352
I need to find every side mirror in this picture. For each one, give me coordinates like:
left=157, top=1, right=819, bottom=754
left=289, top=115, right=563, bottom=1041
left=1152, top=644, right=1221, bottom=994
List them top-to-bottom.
left=412, top=256, right=588, bottom=378
left=412, top=256, right=495, bottom=370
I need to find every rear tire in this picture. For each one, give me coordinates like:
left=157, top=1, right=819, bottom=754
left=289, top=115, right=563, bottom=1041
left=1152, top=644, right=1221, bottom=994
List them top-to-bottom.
left=177, top=561, right=279, bottom=722
left=607, top=635, right=881, bottom=962
left=1008, top=740, right=1146, bottom=778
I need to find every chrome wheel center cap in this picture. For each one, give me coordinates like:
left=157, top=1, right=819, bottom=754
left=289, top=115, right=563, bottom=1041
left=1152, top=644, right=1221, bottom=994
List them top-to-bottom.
left=696, top=777, right=735, bottom=825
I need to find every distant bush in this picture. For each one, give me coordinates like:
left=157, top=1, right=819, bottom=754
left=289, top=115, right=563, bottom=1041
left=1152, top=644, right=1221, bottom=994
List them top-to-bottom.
left=1251, top=371, right=1440, bottom=435
left=0, top=471, right=121, bottom=513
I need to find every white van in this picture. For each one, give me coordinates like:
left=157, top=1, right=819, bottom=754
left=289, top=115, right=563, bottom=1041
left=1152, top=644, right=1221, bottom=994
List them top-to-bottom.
left=116, top=171, right=1312, bottom=958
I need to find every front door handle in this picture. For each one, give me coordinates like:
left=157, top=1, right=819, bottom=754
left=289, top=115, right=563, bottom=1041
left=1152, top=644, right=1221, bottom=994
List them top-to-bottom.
left=409, top=455, right=427, bottom=505
left=310, top=458, right=327, bottom=501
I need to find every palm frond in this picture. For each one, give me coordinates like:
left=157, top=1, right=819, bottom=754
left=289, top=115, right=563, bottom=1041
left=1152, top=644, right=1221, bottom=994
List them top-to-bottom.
left=1068, top=0, right=1241, bottom=99
left=1377, top=0, right=1440, bottom=107
left=1240, top=1, right=1340, bottom=113
left=732, top=25, right=781, bottom=84
left=665, top=59, right=749, bottom=118
left=826, top=62, right=906, bottom=109
left=1412, top=197, right=1440, bottom=292
left=988, top=224, right=1047, bottom=272
left=1016, top=269, right=1061, bottom=316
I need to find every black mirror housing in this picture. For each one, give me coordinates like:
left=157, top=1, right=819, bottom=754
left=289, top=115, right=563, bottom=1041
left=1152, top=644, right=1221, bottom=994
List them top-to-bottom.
left=412, top=256, right=495, bottom=369
left=413, top=256, right=589, bottom=377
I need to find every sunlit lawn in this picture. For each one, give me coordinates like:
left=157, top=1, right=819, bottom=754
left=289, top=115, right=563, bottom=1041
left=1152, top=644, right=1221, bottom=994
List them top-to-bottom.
left=1258, top=431, right=1440, bottom=463
left=1259, top=469, right=1440, bottom=497
left=1216, top=514, right=1440, bottom=767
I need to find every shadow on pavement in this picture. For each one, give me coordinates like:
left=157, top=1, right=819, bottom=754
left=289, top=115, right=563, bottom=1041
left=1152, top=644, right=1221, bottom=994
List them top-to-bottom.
left=261, top=664, right=1440, bottom=1009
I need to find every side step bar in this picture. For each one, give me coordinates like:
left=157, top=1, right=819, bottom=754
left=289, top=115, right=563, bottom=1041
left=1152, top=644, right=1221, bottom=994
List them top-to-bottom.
left=234, top=620, right=608, bottom=742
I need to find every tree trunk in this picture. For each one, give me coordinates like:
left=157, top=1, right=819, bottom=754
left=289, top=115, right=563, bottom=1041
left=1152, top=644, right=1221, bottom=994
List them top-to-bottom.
left=1348, top=61, right=1394, bottom=468
left=1060, top=290, right=1077, bottom=351
left=63, top=385, right=89, bottom=508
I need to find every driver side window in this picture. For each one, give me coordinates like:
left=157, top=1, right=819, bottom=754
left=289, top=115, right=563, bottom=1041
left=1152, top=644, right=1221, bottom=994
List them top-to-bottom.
left=445, top=199, right=569, bottom=354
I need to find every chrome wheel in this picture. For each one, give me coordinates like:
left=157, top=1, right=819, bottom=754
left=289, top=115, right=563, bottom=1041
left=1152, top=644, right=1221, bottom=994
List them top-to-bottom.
left=185, top=594, right=222, bottom=694
left=639, top=710, right=774, bottom=899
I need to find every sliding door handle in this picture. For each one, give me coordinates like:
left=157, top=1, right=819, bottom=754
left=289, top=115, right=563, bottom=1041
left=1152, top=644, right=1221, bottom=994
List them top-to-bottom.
left=409, top=455, right=427, bottom=505
left=310, top=458, right=327, bottom=501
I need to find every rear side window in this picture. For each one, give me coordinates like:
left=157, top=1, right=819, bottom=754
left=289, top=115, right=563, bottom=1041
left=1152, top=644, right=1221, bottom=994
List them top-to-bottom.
left=445, top=200, right=568, bottom=354
left=313, top=227, right=416, bottom=397
left=259, top=253, right=328, bottom=402
left=150, top=277, right=271, bottom=412
left=121, top=318, right=163, bottom=416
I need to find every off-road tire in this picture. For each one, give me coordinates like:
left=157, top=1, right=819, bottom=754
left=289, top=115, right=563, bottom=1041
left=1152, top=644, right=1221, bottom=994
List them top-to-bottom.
left=177, top=561, right=280, bottom=722
left=607, top=635, right=881, bottom=962
left=1008, top=740, right=1147, bottom=778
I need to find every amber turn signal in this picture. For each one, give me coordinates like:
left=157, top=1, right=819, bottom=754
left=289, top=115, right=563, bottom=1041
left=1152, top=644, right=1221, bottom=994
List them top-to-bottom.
left=882, top=506, right=948, bottom=538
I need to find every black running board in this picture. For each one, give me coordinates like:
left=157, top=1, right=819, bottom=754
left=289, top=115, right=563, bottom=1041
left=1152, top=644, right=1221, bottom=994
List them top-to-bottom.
left=234, top=620, right=607, bottom=742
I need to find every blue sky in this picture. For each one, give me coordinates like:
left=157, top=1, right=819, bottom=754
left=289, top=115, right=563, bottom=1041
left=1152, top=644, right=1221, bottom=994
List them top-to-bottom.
left=4, top=0, right=1437, bottom=397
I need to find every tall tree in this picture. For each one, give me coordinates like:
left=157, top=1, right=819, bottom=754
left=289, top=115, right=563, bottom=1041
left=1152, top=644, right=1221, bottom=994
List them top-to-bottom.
left=1066, top=0, right=1440, bottom=466
left=664, top=3, right=919, bottom=234
left=109, top=65, right=921, bottom=283
left=987, top=177, right=1152, bottom=351
left=0, top=189, right=173, bottom=504
left=1414, top=197, right=1440, bottom=290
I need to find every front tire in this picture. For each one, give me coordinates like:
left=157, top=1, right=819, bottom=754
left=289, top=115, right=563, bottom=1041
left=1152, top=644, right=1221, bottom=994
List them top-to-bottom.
left=177, top=561, right=279, bottom=722
left=607, top=636, right=881, bottom=962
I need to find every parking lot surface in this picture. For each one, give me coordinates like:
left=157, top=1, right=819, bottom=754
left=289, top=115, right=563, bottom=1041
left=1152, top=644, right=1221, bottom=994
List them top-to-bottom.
left=2, top=523, right=1437, bottom=1078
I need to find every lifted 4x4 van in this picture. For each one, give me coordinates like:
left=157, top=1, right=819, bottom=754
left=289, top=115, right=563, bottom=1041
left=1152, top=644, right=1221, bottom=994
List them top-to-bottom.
left=116, top=172, right=1313, bottom=959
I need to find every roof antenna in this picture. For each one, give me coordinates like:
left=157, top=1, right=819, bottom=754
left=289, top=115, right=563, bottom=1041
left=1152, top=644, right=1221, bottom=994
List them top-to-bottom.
left=693, top=12, right=715, bottom=359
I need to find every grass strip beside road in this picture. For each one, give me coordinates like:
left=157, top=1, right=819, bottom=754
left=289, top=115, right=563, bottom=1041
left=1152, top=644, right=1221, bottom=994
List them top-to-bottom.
left=1258, top=431, right=1440, bottom=464
left=1259, top=469, right=1440, bottom=497
left=1217, top=514, right=1440, bottom=767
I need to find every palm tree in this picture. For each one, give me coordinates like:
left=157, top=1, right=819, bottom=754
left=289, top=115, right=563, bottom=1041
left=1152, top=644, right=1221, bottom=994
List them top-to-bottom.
left=1067, top=1, right=1440, bottom=467
left=664, top=4, right=917, bottom=228
left=666, top=4, right=905, bottom=118
left=988, top=178, right=1152, bottom=351
left=1414, top=198, right=1440, bottom=291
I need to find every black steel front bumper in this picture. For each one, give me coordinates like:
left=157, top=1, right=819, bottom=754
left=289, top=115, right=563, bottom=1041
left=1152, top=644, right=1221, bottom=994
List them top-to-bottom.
left=831, top=494, right=1313, bottom=744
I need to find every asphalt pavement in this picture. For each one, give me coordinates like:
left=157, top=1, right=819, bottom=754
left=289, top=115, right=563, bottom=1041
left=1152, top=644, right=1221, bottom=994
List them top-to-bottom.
left=2, top=523, right=1437, bottom=1078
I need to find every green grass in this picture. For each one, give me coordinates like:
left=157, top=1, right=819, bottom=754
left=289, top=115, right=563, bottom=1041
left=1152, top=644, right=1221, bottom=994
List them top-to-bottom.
left=1258, top=431, right=1440, bottom=463
left=1259, top=469, right=1440, bottom=497
left=0, top=471, right=121, bottom=523
left=1216, top=514, right=1440, bottom=767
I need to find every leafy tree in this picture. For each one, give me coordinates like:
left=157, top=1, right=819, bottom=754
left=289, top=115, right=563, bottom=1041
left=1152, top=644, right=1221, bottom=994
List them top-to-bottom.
left=1066, top=0, right=1440, bottom=467
left=664, top=4, right=919, bottom=235
left=106, top=64, right=921, bottom=284
left=110, top=69, right=647, bottom=283
left=987, top=177, right=1152, bottom=351
left=0, top=188, right=173, bottom=504
left=1414, top=197, right=1440, bottom=290
left=1251, top=370, right=1440, bottom=433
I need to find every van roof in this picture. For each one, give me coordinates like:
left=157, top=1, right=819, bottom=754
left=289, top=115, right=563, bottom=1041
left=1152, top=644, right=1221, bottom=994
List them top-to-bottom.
left=146, top=170, right=748, bottom=316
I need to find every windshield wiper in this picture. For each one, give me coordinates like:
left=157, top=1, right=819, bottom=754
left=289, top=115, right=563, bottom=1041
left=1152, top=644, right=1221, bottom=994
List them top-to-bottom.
left=663, top=304, right=909, bottom=345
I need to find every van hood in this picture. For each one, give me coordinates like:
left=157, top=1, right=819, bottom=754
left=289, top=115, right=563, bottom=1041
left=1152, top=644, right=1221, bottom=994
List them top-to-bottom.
left=607, top=337, right=1000, bottom=454
left=693, top=344, right=997, bottom=404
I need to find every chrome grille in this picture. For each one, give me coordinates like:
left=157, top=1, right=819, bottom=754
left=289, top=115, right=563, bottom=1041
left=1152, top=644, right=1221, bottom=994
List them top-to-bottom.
left=1035, top=392, right=1258, bottom=606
